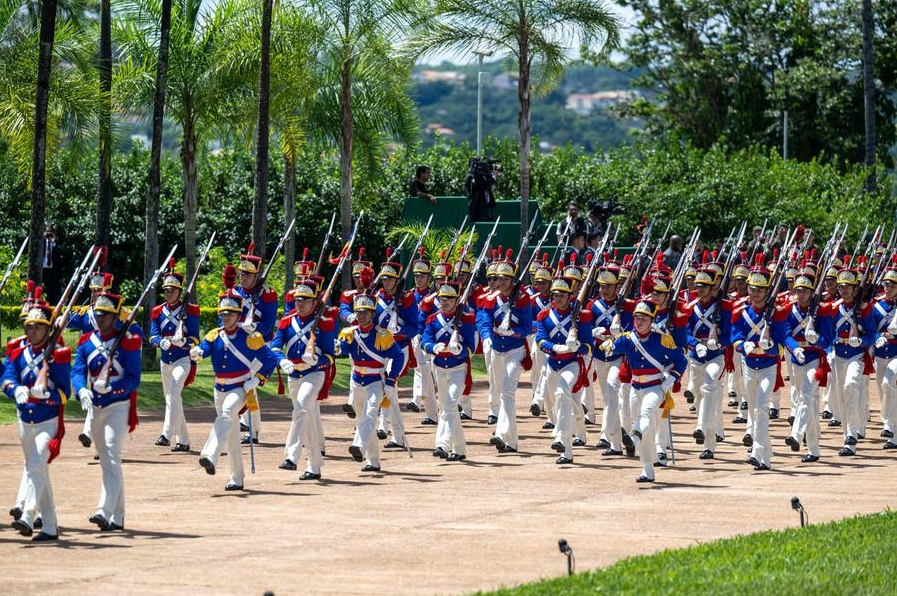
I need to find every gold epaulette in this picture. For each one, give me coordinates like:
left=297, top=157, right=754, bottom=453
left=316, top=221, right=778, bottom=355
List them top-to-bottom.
left=119, top=307, right=132, bottom=322
left=204, top=328, right=221, bottom=342
left=374, top=328, right=395, bottom=350
left=246, top=331, right=265, bottom=350
left=660, top=332, right=677, bottom=350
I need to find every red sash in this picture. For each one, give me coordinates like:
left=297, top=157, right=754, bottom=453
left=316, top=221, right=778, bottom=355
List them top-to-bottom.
left=47, top=405, right=65, bottom=464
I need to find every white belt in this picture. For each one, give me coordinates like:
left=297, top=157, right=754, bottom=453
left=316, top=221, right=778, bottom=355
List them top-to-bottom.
left=353, top=366, right=382, bottom=375
left=632, top=373, right=662, bottom=383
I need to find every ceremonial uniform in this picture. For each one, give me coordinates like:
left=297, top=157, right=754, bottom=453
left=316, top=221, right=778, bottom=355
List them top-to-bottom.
left=409, top=254, right=437, bottom=420
left=338, top=256, right=373, bottom=418
left=526, top=262, right=553, bottom=422
left=149, top=269, right=200, bottom=451
left=871, top=269, right=897, bottom=447
left=535, top=277, right=593, bottom=463
left=272, top=279, right=336, bottom=480
left=421, top=282, right=476, bottom=460
left=194, top=289, right=279, bottom=490
left=72, top=292, right=142, bottom=530
left=338, top=294, right=405, bottom=471
left=2, top=297, right=70, bottom=541
left=601, top=301, right=686, bottom=482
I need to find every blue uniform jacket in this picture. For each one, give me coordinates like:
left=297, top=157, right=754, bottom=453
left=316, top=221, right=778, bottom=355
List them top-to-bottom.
left=232, top=284, right=279, bottom=341
left=374, top=289, right=418, bottom=344
left=476, top=290, right=533, bottom=353
left=588, top=297, right=631, bottom=362
left=870, top=297, right=897, bottom=358
left=683, top=298, right=732, bottom=362
left=822, top=299, right=875, bottom=359
left=149, top=301, right=201, bottom=364
left=730, top=302, right=789, bottom=369
left=783, top=302, right=833, bottom=363
left=535, top=304, right=593, bottom=370
left=271, top=308, right=337, bottom=377
left=421, top=308, right=476, bottom=368
left=339, top=324, right=405, bottom=386
left=72, top=326, right=142, bottom=408
left=196, top=327, right=279, bottom=392
left=605, top=330, right=687, bottom=389
left=2, top=343, right=71, bottom=423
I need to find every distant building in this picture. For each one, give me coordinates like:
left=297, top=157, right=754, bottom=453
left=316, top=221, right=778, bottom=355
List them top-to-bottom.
left=412, top=70, right=466, bottom=84
left=565, top=91, right=635, bottom=114
left=424, top=123, right=455, bottom=136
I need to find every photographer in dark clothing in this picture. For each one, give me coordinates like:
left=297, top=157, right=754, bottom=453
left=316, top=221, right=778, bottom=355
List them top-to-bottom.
left=466, top=157, right=499, bottom=222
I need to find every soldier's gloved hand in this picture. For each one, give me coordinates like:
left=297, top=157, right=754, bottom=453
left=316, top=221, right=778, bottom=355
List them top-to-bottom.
left=347, top=312, right=358, bottom=324
left=240, top=320, right=257, bottom=334
left=888, top=322, right=897, bottom=336
left=610, top=323, right=622, bottom=338
left=495, top=326, right=515, bottom=337
left=592, top=326, right=608, bottom=339
left=804, top=329, right=819, bottom=345
left=411, top=335, right=421, bottom=351
left=170, top=336, right=186, bottom=347
left=848, top=336, right=862, bottom=348
left=875, top=336, right=888, bottom=350
left=159, top=338, right=172, bottom=351
left=482, top=338, right=493, bottom=352
left=565, top=338, right=581, bottom=352
left=706, top=338, right=719, bottom=351
left=758, top=338, right=773, bottom=351
left=599, top=339, right=614, bottom=356
left=742, top=341, right=756, bottom=355
left=433, top=342, right=447, bottom=355
left=448, top=342, right=462, bottom=356
left=552, top=343, right=571, bottom=354
left=695, top=343, right=708, bottom=358
left=190, top=346, right=204, bottom=362
left=793, top=347, right=806, bottom=364
left=301, top=352, right=318, bottom=366
left=279, top=359, right=295, bottom=375
left=660, top=374, right=676, bottom=394
left=243, top=376, right=260, bottom=392
left=93, top=379, right=112, bottom=394
left=29, top=384, right=49, bottom=400
left=14, top=386, right=29, bottom=405
left=78, top=388, right=93, bottom=411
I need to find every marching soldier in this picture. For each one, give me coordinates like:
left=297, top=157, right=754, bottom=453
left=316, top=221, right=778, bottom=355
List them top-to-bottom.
left=339, top=248, right=373, bottom=326
left=409, top=250, right=437, bottom=420
left=477, top=250, right=533, bottom=453
left=481, top=252, right=503, bottom=425
left=454, top=256, right=486, bottom=419
left=527, top=259, right=553, bottom=422
left=871, top=260, right=897, bottom=448
left=148, top=262, right=200, bottom=452
left=535, top=274, right=593, bottom=464
left=272, top=277, right=336, bottom=480
left=421, top=281, right=476, bottom=461
left=192, top=289, right=279, bottom=490
left=2, top=291, right=70, bottom=541
left=72, top=292, right=142, bottom=530
left=338, top=294, right=405, bottom=472
left=599, top=300, right=686, bottom=483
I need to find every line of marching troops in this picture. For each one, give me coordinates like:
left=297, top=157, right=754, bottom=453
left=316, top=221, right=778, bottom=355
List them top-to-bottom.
left=4, top=223, right=897, bottom=542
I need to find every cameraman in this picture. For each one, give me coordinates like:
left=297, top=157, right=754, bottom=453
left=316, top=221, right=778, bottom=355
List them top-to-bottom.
left=466, top=157, right=498, bottom=222
left=410, top=165, right=437, bottom=204
left=555, top=202, right=588, bottom=244
left=42, top=224, right=63, bottom=303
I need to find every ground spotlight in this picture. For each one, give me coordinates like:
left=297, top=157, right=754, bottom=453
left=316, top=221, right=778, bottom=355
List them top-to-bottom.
left=791, top=496, right=808, bottom=527
left=558, top=539, right=574, bottom=576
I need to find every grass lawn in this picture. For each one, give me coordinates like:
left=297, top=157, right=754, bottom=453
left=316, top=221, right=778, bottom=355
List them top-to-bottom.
left=477, top=510, right=897, bottom=595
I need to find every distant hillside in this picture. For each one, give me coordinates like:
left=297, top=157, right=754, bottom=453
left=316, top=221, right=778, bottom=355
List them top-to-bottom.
left=411, top=60, right=643, bottom=153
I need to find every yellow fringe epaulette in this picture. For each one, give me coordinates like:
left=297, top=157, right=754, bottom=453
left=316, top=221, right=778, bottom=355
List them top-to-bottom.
left=119, top=307, right=132, bottom=322
left=337, top=327, right=356, bottom=344
left=204, top=328, right=221, bottom=342
left=374, top=328, right=395, bottom=350
left=246, top=331, right=265, bottom=350
left=660, top=332, right=677, bottom=350
left=661, top=392, right=675, bottom=418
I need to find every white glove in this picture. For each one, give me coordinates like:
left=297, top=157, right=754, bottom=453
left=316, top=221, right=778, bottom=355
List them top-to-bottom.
left=347, top=312, right=357, bottom=324
left=387, top=313, right=399, bottom=334
left=240, top=320, right=257, bottom=334
left=888, top=322, right=897, bottom=336
left=610, top=323, right=622, bottom=338
left=495, top=326, right=515, bottom=337
left=592, top=326, right=608, bottom=339
left=804, top=329, right=819, bottom=345
left=411, top=335, right=421, bottom=351
left=170, top=336, right=186, bottom=347
left=848, top=336, right=862, bottom=348
left=875, top=336, right=888, bottom=349
left=159, top=338, right=172, bottom=351
left=482, top=338, right=493, bottom=352
left=565, top=338, right=581, bottom=351
left=706, top=338, right=719, bottom=351
left=758, top=338, right=773, bottom=351
left=599, top=339, right=614, bottom=355
left=742, top=341, right=756, bottom=355
left=433, top=342, right=447, bottom=354
left=447, top=342, right=462, bottom=356
left=695, top=343, right=708, bottom=358
left=552, top=344, right=571, bottom=354
left=190, top=346, right=204, bottom=362
left=793, top=347, right=806, bottom=364
left=301, top=352, right=318, bottom=366
left=279, top=359, right=295, bottom=375
left=660, top=375, right=675, bottom=393
left=243, top=376, right=260, bottom=392
left=93, top=378, right=112, bottom=395
left=29, top=384, right=49, bottom=400
left=14, top=386, right=29, bottom=405
left=78, top=388, right=92, bottom=411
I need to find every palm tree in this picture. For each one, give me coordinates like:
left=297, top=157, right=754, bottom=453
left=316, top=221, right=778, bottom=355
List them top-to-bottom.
left=95, top=0, right=112, bottom=248
left=116, top=0, right=251, bottom=287
left=251, top=0, right=273, bottom=256
left=408, top=0, right=620, bottom=253
left=861, top=0, right=876, bottom=192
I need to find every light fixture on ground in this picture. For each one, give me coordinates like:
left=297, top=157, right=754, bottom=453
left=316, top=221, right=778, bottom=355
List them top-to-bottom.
left=791, top=496, right=808, bottom=527
left=558, top=538, right=575, bottom=576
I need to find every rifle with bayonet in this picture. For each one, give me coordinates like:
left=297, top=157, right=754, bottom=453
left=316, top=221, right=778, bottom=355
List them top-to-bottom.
left=514, top=210, right=539, bottom=268
left=315, top=212, right=338, bottom=276
left=244, top=218, right=297, bottom=330
left=451, top=218, right=501, bottom=345
left=519, top=221, right=554, bottom=286
left=706, top=223, right=746, bottom=338
left=568, top=225, right=612, bottom=344
left=665, top=227, right=703, bottom=333
left=172, top=231, right=216, bottom=343
left=0, top=235, right=29, bottom=297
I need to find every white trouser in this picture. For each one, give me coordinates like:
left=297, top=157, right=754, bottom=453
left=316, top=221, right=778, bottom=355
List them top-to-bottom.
left=529, top=335, right=546, bottom=407
left=412, top=339, right=438, bottom=420
left=484, top=342, right=499, bottom=417
left=380, top=346, right=410, bottom=439
left=492, top=346, right=524, bottom=449
left=728, top=350, right=744, bottom=399
left=822, top=352, right=838, bottom=418
left=831, top=354, right=864, bottom=449
left=579, top=355, right=597, bottom=423
left=693, top=355, right=724, bottom=452
left=876, top=356, right=897, bottom=433
left=160, top=357, right=191, bottom=445
left=787, top=357, right=798, bottom=413
left=685, top=358, right=696, bottom=396
left=594, top=359, right=623, bottom=449
left=790, top=359, right=821, bottom=456
left=543, top=362, right=579, bottom=459
left=434, top=364, right=468, bottom=456
left=742, top=364, right=776, bottom=467
left=539, top=365, right=556, bottom=424
left=283, top=372, right=325, bottom=474
left=347, top=377, right=359, bottom=412
left=353, top=381, right=385, bottom=467
left=619, top=382, right=633, bottom=433
left=629, top=385, right=664, bottom=480
left=202, top=388, right=247, bottom=486
left=91, top=400, right=129, bottom=526
left=239, top=402, right=261, bottom=440
left=82, top=403, right=93, bottom=441
left=18, top=418, right=59, bottom=535
left=14, top=467, right=30, bottom=510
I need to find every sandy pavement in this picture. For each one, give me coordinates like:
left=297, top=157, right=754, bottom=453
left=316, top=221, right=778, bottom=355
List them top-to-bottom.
left=1, top=375, right=895, bottom=595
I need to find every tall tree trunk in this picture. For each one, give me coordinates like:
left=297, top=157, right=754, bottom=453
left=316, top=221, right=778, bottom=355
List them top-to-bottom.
left=28, top=0, right=59, bottom=283
left=95, top=0, right=112, bottom=252
left=142, top=0, right=172, bottom=364
left=252, top=0, right=273, bottom=258
left=861, top=0, right=877, bottom=193
left=517, top=37, right=531, bottom=265
left=339, top=48, right=353, bottom=289
left=182, top=118, right=198, bottom=295
left=283, top=152, right=296, bottom=293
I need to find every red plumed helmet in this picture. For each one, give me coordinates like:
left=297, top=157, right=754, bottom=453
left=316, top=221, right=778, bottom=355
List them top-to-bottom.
left=95, top=245, right=108, bottom=268
left=385, top=246, right=393, bottom=260
left=419, top=246, right=426, bottom=258
left=303, top=247, right=309, bottom=259
left=358, top=247, right=365, bottom=260
left=505, top=248, right=513, bottom=260
left=772, top=248, right=779, bottom=260
left=702, top=250, right=709, bottom=265
left=711, top=250, right=718, bottom=261
left=585, top=252, right=594, bottom=264
left=542, top=253, right=548, bottom=265
left=755, top=253, right=765, bottom=266
left=843, top=254, right=851, bottom=266
left=557, top=258, right=565, bottom=274
left=222, top=264, right=238, bottom=289
left=358, top=266, right=374, bottom=288
left=26, top=279, right=35, bottom=296
left=34, top=286, right=43, bottom=300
